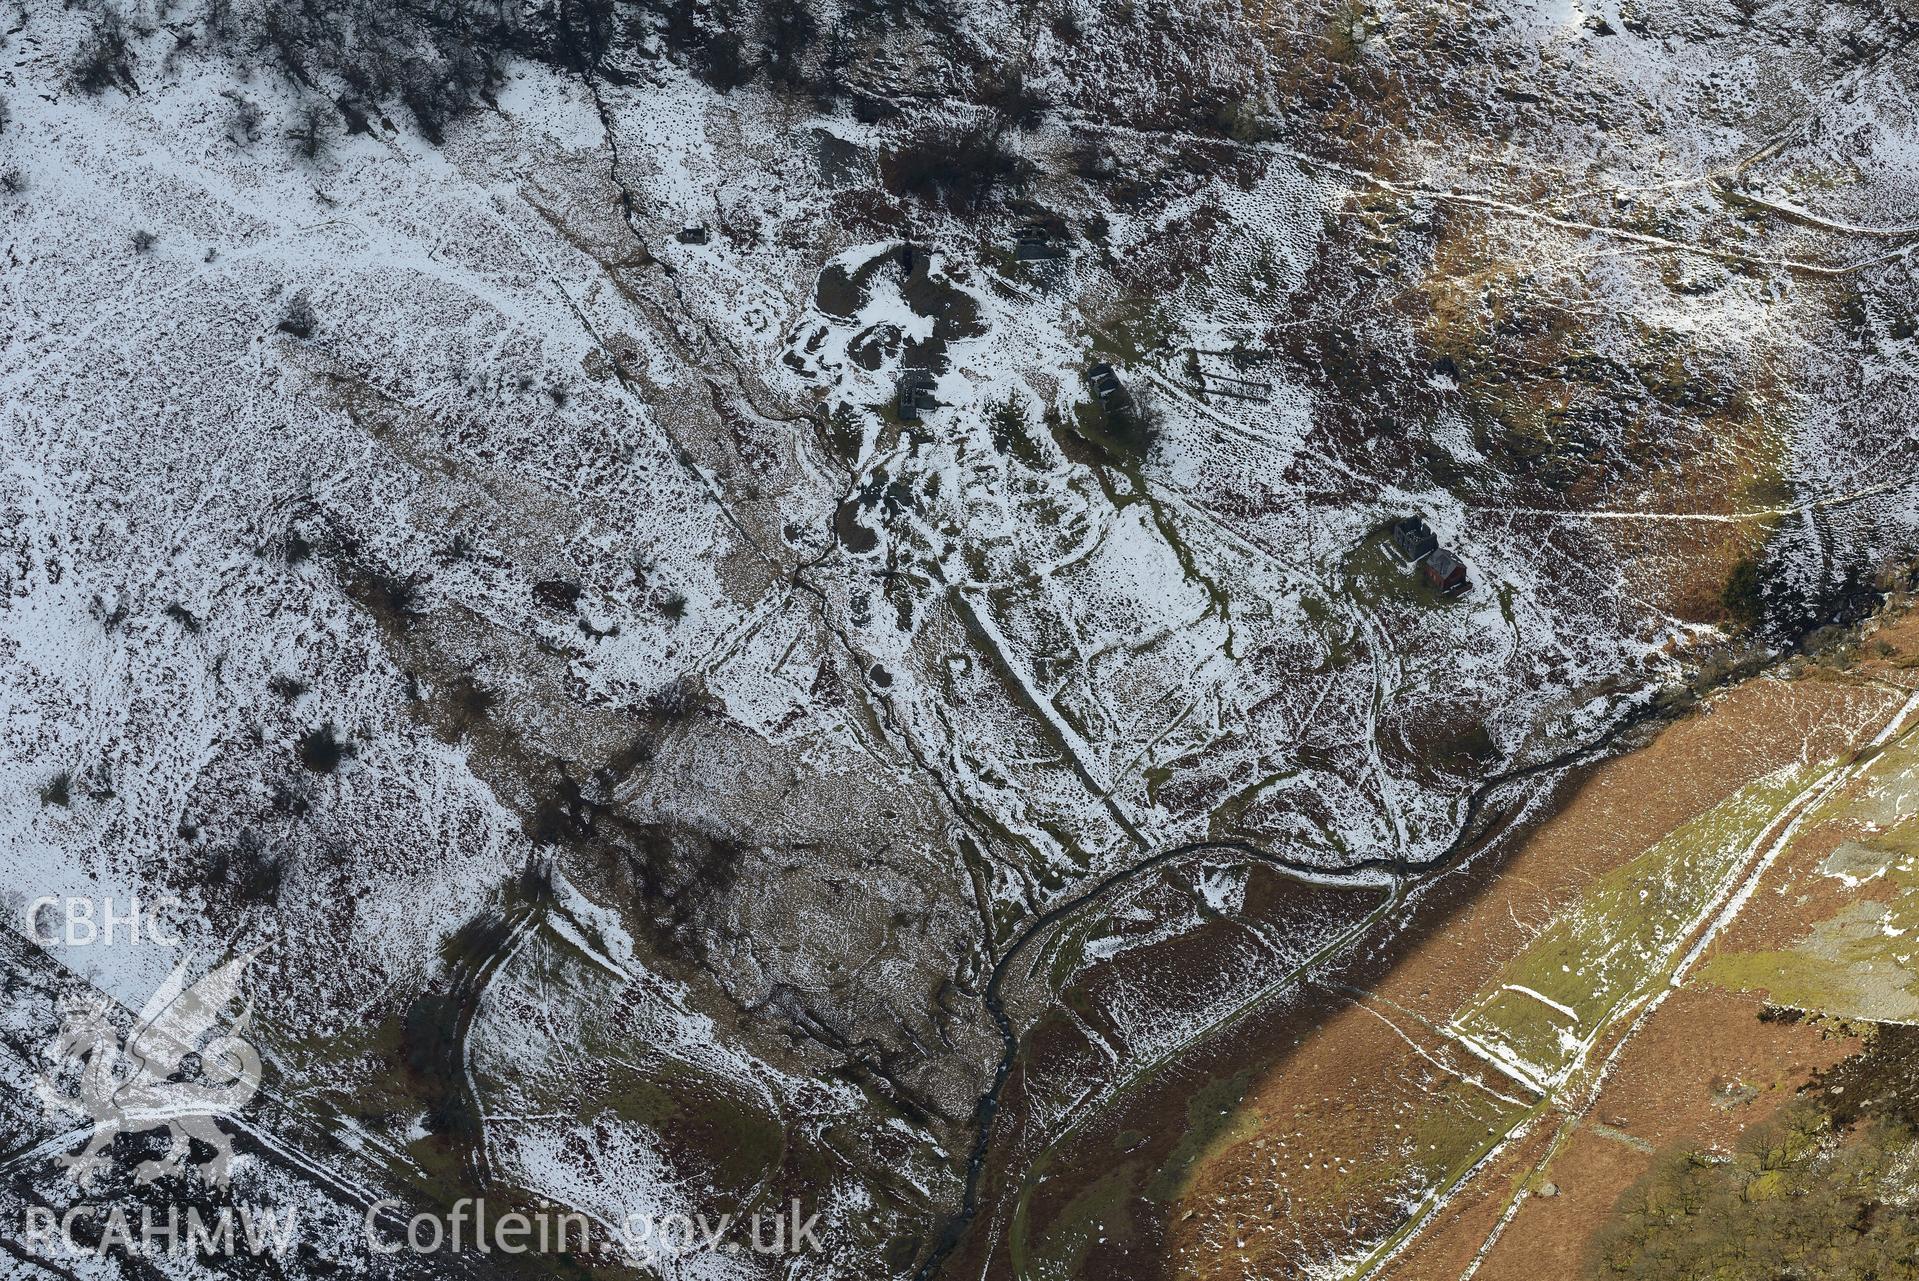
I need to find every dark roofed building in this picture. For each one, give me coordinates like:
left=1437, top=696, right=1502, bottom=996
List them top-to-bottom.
left=1015, top=223, right=1067, bottom=261
left=676, top=224, right=709, bottom=245
left=1085, top=362, right=1136, bottom=425
left=897, top=370, right=937, bottom=423
left=1389, top=516, right=1438, bottom=565
left=1422, top=548, right=1468, bottom=594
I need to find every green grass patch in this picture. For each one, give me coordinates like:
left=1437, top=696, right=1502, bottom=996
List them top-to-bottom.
left=1344, top=529, right=1469, bottom=612
left=1452, top=763, right=1824, bottom=1083
left=1699, top=787, right=1919, bottom=1022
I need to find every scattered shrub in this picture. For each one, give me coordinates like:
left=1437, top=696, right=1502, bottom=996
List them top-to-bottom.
left=220, top=90, right=262, bottom=146
left=277, top=292, right=315, bottom=338
left=358, top=569, right=425, bottom=621
left=533, top=578, right=582, bottom=612
left=93, top=596, right=129, bottom=630
left=267, top=674, right=309, bottom=700
left=447, top=675, right=495, bottom=736
left=645, top=675, right=702, bottom=721
left=40, top=772, right=72, bottom=807
left=270, top=780, right=312, bottom=818
left=208, top=830, right=284, bottom=902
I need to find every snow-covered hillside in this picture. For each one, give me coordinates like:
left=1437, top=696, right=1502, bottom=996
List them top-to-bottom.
left=2, top=0, right=1916, bottom=1277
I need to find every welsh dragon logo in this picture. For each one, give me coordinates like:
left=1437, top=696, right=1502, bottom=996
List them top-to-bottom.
left=35, top=948, right=266, bottom=1189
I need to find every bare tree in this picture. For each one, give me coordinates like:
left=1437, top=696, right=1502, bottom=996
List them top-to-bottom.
left=285, top=102, right=331, bottom=161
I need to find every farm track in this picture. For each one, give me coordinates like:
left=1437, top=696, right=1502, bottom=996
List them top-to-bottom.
left=437, top=893, right=544, bottom=1193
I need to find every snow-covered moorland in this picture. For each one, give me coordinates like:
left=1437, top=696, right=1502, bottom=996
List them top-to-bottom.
left=2, top=0, right=1917, bottom=1276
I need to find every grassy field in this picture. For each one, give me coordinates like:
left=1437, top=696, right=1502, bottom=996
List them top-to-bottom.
left=1700, top=736, right=1919, bottom=1023
left=1448, top=763, right=1826, bottom=1088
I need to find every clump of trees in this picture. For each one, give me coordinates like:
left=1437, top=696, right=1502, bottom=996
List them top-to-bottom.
left=50, top=0, right=731, bottom=144
left=56, top=0, right=1050, bottom=171
left=56, top=0, right=1099, bottom=231
left=69, top=0, right=521, bottom=139
left=250, top=0, right=514, bottom=138
left=757, top=0, right=818, bottom=89
left=71, top=12, right=136, bottom=95
left=981, top=68, right=1047, bottom=130
left=220, top=90, right=262, bottom=145
left=1212, top=94, right=1274, bottom=143
left=285, top=103, right=331, bottom=161
left=883, top=121, right=1029, bottom=210
left=985, top=392, right=1045, bottom=465
left=1102, top=392, right=1159, bottom=462
left=1721, top=536, right=1885, bottom=651
left=1720, top=555, right=1767, bottom=630
left=297, top=723, right=353, bottom=773
left=617, top=822, right=743, bottom=959
left=400, top=903, right=507, bottom=1141
left=1592, top=1030, right=1919, bottom=1281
